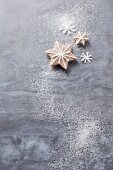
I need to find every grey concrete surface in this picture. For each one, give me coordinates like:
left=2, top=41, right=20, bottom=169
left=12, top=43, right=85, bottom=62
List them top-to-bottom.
left=0, top=0, right=113, bottom=169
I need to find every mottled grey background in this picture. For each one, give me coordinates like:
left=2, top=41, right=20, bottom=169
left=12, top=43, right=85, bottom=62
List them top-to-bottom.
left=0, top=0, right=113, bottom=170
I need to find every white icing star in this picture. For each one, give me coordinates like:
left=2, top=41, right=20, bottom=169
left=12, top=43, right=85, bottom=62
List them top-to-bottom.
left=59, top=22, right=76, bottom=35
left=80, top=52, right=92, bottom=63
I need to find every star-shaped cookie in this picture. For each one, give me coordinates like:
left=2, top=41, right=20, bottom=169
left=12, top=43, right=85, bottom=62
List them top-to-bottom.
left=73, top=32, right=89, bottom=46
left=45, top=41, right=77, bottom=70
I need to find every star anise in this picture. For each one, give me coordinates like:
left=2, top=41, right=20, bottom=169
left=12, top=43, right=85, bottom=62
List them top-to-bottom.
left=73, top=32, right=89, bottom=46
left=46, top=41, right=77, bottom=70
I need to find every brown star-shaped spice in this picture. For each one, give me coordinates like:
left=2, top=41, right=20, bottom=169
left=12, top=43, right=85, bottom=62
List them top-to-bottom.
left=73, top=32, right=89, bottom=46
left=45, top=41, right=77, bottom=70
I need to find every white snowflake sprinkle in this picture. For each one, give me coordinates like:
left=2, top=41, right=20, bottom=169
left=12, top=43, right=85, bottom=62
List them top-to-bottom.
left=59, top=22, right=76, bottom=35
left=80, top=52, right=92, bottom=63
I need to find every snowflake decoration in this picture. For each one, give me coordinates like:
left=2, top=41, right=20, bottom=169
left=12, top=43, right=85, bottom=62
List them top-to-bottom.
left=59, top=22, right=76, bottom=35
left=80, top=52, right=92, bottom=63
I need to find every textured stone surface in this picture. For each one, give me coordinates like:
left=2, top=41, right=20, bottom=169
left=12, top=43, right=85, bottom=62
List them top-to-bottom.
left=0, top=0, right=113, bottom=169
